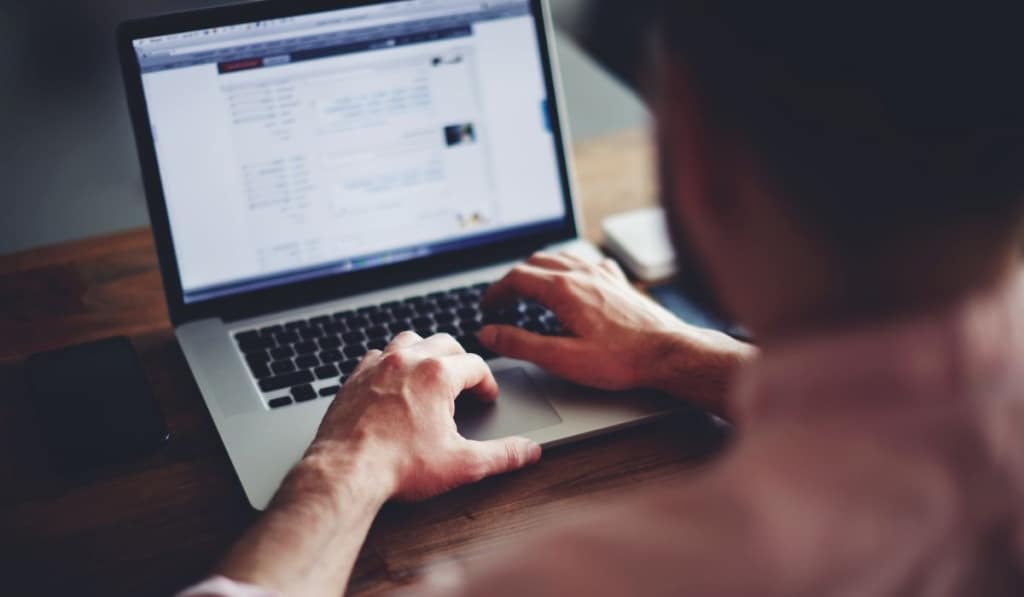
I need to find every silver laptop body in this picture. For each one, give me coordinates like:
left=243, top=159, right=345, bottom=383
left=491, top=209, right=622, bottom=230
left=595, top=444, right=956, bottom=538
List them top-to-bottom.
left=119, top=0, right=679, bottom=509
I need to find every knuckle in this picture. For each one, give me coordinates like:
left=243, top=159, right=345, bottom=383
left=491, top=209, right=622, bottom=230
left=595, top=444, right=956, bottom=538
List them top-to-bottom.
left=510, top=264, right=532, bottom=281
left=552, top=273, right=575, bottom=295
left=394, top=330, right=419, bottom=343
left=434, top=332, right=463, bottom=351
left=379, top=351, right=408, bottom=371
left=416, top=356, right=448, bottom=380
left=504, top=441, right=522, bottom=467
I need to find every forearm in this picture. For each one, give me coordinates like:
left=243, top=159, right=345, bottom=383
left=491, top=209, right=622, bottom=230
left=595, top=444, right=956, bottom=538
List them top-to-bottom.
left=650, top=329, right=756, bottom=420
left=216, top=442, right=392, bottom=597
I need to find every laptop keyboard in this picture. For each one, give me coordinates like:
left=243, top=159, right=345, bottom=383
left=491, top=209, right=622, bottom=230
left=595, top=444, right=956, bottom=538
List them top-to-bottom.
left=231, top=282, right=563, bottom=410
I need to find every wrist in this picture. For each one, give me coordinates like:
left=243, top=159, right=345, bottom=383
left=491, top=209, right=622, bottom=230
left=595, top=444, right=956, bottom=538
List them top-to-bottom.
left=647, top=329, right=755, bottom=417
left=275, top=438, right=396, bottom=515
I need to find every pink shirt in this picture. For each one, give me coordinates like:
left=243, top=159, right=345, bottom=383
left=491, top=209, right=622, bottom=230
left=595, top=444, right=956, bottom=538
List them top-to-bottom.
left=184, top=280, right=1024, bottom=596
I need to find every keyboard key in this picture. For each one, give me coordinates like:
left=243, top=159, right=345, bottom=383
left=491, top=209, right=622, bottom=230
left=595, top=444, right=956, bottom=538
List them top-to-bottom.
left=427, top=291, right=447, bottom=300
left=403, top=295, right=427, bottom=306
left=438, top=297, right=458, bottom=309
left=381, top=301, right=402, bottom=310
left=417, top=302, right=440, bottom=315
left=357, top=305, right=379, bottom=315
left=393, top=306, right=414, bottom=319
left=483, top=307, right=520, bottom=326
left=457, top=308, right=480, bottom=321
left=334, top=309, right=356, bottom=320
left=370, top=311, right=392, bottom=324
left=435, top=311, right=456, bottom=324
left=310, top=315, right=332, bottom=326
left=346, top=316, right=371, bottom=329
left=411, top=316, right=433, bottom=329
left=461, top=319, right=482, bottom=333
left=285, top=320, right=307, bottom=330
left=388, top=320, right=412, bottom=335
left=524, top=320, right=546, bottom=334
left=324, top=321, right=347, bottom=334
left=437, top=324, right=460, bottom=336
left=260, top=325, right=284, bottom=337
left=366, top=326, right=389, bottom=339
left=414, top=326, right=434, bottom=337
left=300, top=327, right=324, bottom=340
left=234, top=330, right=261, bottom=343
left=275, top=331, right=299, bottom=346
left=342, top=331, right=367, bottom=344
left=318, top=336, right=342, bottom=350
left=459, top=336, right=497, bottom=360
left=238, top=337, right=274, bottom=353
left=367, top=338, right=387, bottom=351
left=294, top=341, right=318, bottom=355
left=343, top=344, right=367, bottom=359
left=270, top=346, right=294, bottom=360
left=320, top=349, right=344, bottom=363
left=246, top=351, right=271, bottom=366
left=296, top=354, right=320, bottom=369
left=339, top=359, right=359, bottom=374
left=271, top=360, right=296, bottom=375
left=249, top=362, right=272, bottom=380
left=314, top=364, right=338, bottom=380
left=259, top=370, right=314, bottom=392
left=291, top=384, right=317, bottom=403
left=319, top=386, right=340, bottom=397
left=268, top=396, right=293, bottom=409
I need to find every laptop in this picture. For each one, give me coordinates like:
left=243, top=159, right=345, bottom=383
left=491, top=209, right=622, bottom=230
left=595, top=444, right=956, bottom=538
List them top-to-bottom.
left=118, top=0, right=680, bottom=509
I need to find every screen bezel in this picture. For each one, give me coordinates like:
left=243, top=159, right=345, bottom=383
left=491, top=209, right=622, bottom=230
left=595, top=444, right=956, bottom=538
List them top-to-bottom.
left=117, top=0, right=579, bottom=325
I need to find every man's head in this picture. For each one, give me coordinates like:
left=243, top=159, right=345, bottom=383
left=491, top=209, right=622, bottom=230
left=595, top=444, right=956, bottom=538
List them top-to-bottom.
left=619, top=4, right=1024, bottom=338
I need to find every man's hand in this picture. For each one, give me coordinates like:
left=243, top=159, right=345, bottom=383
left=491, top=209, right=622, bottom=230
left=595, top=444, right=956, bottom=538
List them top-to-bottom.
left=480, top=251, right=754, bottom=417
left=307, top=331, right=541, bottom=503
left=218, top=332, right=541, bottom=597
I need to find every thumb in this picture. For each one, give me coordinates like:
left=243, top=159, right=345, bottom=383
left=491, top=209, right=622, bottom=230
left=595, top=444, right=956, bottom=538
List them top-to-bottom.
left=479, top=324, right=563, bottom=361
left=478, top=325, right=590, bottom=381
left=464, top=436, right=542, bottom=480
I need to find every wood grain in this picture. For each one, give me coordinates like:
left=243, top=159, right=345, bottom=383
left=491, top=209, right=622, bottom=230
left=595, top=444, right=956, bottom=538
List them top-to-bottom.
left=0, top=129, right=722, bottom=597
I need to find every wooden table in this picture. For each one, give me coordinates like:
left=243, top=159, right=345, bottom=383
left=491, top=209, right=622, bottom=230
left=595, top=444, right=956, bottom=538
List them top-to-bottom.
left=0, top=129, right=725, bottom=596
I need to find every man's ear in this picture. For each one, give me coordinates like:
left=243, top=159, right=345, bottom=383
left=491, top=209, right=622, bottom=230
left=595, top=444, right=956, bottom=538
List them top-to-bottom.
left=652, top=47, right=722, bottom=247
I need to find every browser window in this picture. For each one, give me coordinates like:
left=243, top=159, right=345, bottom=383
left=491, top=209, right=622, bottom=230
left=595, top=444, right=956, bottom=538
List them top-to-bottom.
left=132, top=0, right=567, bottom=303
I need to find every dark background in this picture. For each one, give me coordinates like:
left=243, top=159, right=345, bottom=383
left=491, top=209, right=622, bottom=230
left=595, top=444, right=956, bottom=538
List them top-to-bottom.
left=0, top=0, right=648, bottom=255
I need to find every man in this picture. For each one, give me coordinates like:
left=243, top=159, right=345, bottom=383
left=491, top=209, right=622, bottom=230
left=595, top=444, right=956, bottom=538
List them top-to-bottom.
left=184, top=3, right=1024, bottom=596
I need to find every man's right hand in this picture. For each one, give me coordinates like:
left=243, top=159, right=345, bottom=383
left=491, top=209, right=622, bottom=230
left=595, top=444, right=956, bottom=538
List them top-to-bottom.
left=479, top=251, right=754, bottom=417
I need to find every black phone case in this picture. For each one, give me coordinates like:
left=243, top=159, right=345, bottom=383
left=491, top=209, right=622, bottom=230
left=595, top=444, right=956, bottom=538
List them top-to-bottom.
left=25, top=336, right=169, bottom=472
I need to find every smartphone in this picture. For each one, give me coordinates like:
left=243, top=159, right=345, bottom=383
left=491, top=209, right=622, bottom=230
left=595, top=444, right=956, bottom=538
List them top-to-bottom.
left=25, top=336, right=170, bottom=472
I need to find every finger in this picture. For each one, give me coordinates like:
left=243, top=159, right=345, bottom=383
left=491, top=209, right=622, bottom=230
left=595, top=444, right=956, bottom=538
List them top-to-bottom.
left=557, top=250, right=597, bottom=269
left=526, top=251, right=575, bottom=272
left=599, top=258, right=628, bottom=280
left=482, top=263, right=559, bottom=309
left=478, top=325, right=593, bottom=379
left=385, top=331, right=422, bottom=353
left=408, top=332, right=466, bottom=357
left=352, top=349, right=383, bottom=376
left=444, top=353, right=499, bottom=401
left=461, top=436, right=542, bottom=481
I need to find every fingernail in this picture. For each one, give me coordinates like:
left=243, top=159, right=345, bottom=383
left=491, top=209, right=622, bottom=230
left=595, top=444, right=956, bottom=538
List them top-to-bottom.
left=478, top=326, right=496, bottom=346
left=522, top=439, right=542, bottom=463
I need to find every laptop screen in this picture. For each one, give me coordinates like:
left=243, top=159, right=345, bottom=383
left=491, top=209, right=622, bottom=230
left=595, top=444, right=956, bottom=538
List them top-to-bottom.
left=130, top=0, right=568, bottom=304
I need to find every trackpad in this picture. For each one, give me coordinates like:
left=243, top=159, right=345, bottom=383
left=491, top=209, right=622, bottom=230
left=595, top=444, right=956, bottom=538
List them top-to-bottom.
left=456, top=368, right=562, bottom=441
